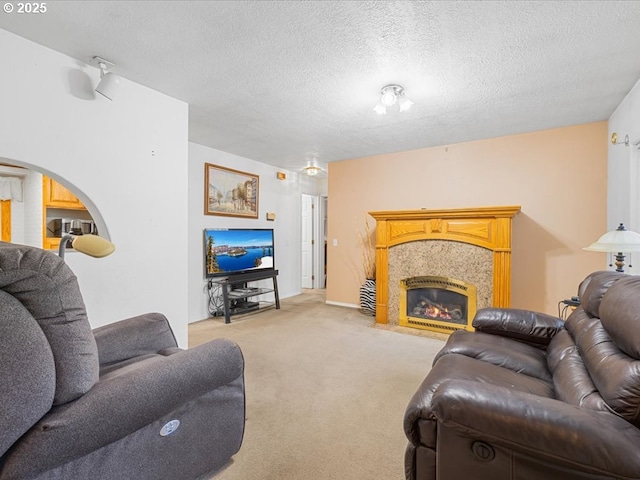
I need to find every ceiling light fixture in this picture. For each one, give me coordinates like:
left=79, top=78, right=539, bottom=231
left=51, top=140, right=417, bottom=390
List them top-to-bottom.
left=94, top=56, right=121, bottom=101
left=374, top=84, right=413, bottom=115
left=302, top=159, right=324, bottom=177
left=305, top=166, right=320, bottom=176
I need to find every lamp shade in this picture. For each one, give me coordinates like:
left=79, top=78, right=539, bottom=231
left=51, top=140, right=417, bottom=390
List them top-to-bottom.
left=95, top=72, right=121, bottom=100
left=584, top=223, right=640, bottom=253
left=59, top=234, right=115, bottom=259
left=71, top=235, right=115, bottom=258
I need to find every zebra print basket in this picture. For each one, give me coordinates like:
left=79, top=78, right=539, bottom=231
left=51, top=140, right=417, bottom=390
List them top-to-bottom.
left=359, top=279, right=376, bottom=316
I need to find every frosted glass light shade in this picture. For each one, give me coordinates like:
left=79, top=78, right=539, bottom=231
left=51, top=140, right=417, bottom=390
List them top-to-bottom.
left=380, top=90, right=397, bottom=107
left=398, top=96, right=414, bottom=112
left=373, top=103, right=387, bottom=115
left=584, top=223, right=640, bottom=253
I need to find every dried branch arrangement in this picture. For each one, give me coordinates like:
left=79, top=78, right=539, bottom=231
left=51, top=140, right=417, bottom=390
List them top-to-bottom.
left=358, top=217, right=376, bottom=280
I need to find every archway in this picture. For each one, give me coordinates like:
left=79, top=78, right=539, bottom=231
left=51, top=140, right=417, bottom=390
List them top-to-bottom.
left=0, top=158, right=111, bottom=249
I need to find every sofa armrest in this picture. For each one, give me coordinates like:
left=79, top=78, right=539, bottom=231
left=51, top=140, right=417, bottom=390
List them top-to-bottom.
left=472, top=307, right=564, bottom=346
left=93, top=312, right=178, bottom=365
left=5, top=338, right=244, bottom=480
left=431, top=379, right=640, bottom=477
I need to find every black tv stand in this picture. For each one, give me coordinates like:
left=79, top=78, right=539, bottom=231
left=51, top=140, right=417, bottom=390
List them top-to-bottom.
left=211, top=269, right=280, bottom=324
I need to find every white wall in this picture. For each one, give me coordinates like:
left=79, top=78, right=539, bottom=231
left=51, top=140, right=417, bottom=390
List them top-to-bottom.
left=0, top=29, right=190, bottom=346
left=608, top=78, right=640, bottom=234
left=188, top=142, right=325, bottom=322
left=21, top=169, right=42, bottom=246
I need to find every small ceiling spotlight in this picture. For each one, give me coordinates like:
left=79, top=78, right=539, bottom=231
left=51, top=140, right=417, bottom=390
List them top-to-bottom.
left=94, top=56, right=121, bottom=101
left=374, top=84, right=413, bottom=115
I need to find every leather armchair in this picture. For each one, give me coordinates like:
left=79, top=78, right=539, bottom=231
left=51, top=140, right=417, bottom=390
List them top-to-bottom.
left=0, top=242, right=245, bottom=480
left=404, top=270, right=640, bottom=480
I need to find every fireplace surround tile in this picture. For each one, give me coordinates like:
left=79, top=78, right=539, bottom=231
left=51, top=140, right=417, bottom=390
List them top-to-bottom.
left=388, top=240, right=492, bottom=326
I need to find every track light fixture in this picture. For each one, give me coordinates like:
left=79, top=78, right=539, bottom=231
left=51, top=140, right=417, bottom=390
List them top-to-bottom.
left=94, top=56, right=121, bottom=101
left=374, top=84, right=413, bottom=115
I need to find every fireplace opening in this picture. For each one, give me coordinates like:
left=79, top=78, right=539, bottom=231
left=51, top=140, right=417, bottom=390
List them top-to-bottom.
left=399, top=276, right=477, bottom=333
left=407, top=289, right=467, bottom=324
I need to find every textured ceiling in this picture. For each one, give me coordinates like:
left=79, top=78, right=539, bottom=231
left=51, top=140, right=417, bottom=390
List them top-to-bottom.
left=1, top=1, right=640, bottom=172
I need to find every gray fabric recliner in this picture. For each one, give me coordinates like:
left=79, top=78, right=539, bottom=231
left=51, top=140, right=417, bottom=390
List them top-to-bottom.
left=0, top=242, right=245, bottom=480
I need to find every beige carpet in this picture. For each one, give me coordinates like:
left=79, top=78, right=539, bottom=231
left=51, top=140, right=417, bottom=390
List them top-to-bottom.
left=189, top=290, right=445, bottom=480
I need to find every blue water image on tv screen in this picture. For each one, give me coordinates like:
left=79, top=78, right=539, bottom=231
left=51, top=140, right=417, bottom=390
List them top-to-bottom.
left=205, top=229, right=274, bottom=277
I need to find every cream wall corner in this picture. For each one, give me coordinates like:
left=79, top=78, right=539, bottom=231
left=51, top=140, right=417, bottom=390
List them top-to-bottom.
left=327, top=122, right=608, bottom=316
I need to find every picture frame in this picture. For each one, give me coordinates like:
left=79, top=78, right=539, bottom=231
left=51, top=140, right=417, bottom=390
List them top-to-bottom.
left=204, top=163, right=259, bottom=218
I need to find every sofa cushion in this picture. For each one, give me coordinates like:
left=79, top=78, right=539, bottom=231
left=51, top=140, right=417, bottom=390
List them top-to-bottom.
left=0, top=242, right=99, bottom=405
left=599, top=276, right=640, bottom=359
left=0, top=289, right=56, bottom=457
left=566, top=301, right=640, bottom=426
left=546, top=327, right=608, bottom=411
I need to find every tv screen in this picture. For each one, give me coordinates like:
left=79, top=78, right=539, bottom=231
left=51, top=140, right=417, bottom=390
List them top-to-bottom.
left=204, top=228, right=275, bottom=278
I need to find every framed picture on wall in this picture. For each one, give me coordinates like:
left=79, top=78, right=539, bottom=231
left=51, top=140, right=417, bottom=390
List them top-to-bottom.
left=204, top=163, right=259, bottom=218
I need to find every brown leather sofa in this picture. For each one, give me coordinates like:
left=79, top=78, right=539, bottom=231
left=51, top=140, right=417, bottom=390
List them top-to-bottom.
left=404, top=270, right=640, bottom=480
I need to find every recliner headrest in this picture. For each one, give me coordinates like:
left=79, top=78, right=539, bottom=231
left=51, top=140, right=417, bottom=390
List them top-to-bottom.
left=0, top=242, right=99, bottom=404
left=579, top=271, right=625, bottom=319
left=599, top=276, right=640, bottom=359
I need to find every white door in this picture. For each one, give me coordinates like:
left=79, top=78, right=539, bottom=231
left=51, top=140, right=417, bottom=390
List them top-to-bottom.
left=301, top=194, right=314, bottom=288
left=314, top=196, right=327, bottom=288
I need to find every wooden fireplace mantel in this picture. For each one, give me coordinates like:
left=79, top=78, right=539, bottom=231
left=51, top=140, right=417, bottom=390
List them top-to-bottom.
left=369, top=206, right=521, bottom=324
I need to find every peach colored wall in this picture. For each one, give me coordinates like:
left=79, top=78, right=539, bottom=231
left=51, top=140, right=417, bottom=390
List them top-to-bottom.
left=326, top=122, right=608, bottom=316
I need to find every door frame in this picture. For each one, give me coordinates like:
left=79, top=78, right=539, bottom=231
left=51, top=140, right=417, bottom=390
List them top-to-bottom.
left=301, top=194, right=327, bottom=289
left=1, top=200, right=10, bottom=241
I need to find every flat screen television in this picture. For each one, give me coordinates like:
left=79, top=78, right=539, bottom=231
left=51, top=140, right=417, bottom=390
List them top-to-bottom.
left=204, top=228, right=275, bottom=278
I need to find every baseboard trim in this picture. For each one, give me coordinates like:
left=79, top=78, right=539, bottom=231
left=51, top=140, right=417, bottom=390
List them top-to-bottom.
left=325, top=300, right=359, bottom=309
